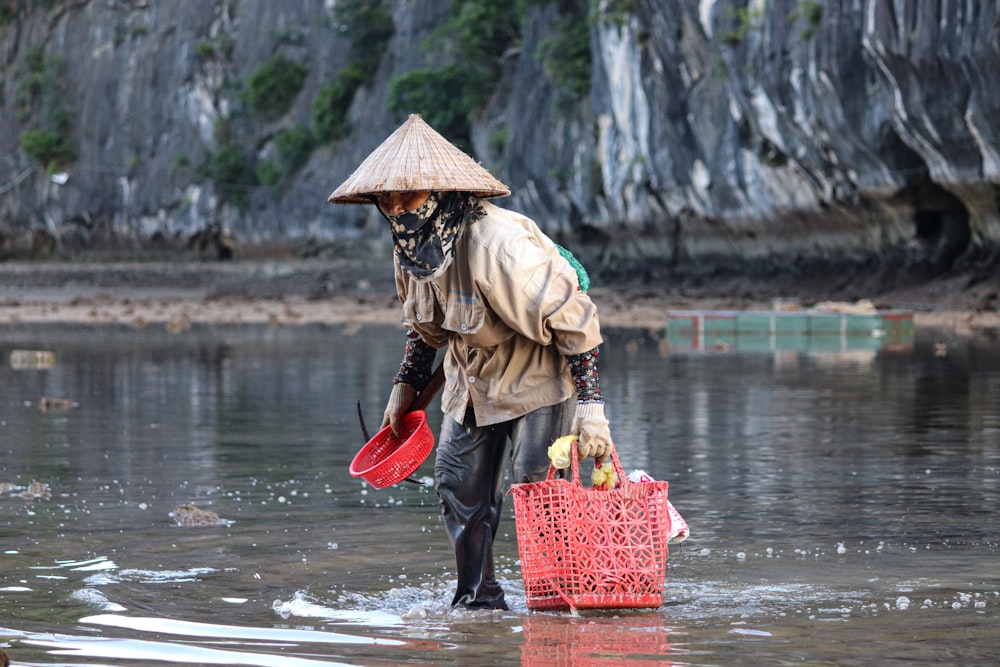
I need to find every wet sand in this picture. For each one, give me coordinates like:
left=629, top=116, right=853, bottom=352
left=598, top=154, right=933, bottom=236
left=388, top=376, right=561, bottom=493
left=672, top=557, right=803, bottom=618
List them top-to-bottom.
left=0, top=260, right=997, bottom=336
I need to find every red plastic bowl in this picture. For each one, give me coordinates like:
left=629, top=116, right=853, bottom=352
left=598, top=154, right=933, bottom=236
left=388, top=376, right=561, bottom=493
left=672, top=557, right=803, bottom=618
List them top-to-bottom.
left=349, top=410, right=433, bottom=488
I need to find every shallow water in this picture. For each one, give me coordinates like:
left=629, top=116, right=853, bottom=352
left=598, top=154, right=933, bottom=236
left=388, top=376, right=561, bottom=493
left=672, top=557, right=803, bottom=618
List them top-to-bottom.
left=1, top=321, right=998, bottom=666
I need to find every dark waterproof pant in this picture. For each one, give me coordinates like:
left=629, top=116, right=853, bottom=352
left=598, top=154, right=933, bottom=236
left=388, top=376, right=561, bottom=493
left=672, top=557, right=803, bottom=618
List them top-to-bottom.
left=435, top=399, right=574, bottom=610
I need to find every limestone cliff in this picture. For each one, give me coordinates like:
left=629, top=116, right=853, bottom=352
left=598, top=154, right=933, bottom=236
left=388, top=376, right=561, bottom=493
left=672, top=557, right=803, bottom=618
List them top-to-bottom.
left=1, top=0, right=998, bottom=280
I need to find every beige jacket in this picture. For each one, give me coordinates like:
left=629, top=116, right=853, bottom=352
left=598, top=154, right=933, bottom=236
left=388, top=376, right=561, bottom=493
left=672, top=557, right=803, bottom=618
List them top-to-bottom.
left=394, top=200, right=603, bottom=426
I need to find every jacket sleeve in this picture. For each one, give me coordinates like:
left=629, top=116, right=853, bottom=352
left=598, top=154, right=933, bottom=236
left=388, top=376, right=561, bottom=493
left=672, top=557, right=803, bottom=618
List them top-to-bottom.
left=477, top=226, right=602, bottom=357
left=393, top=328, right=437, bottom=390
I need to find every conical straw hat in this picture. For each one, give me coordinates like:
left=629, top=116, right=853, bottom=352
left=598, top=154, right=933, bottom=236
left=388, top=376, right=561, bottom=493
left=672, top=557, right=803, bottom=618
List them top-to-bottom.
left=328, top=114, right=509, bottom=204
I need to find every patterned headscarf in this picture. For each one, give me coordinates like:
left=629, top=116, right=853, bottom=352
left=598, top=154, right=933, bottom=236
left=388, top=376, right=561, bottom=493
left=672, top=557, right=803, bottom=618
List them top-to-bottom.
left=380, top=192, right=485, bottom=278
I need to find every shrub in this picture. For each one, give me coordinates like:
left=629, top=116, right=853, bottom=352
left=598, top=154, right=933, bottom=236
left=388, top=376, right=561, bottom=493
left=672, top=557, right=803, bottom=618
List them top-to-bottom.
left=336, top=0, right=394, bottom=79
left=388, top=0, right=524, bottom=148
left=426, top=0, right=521, bottom=98
left=432, top=0, right=523, bottom=64
left=600, top=0, right=640, bottom=26
left=798, top=0, right=823, bottom=27
left=312, top=1, right=394, bottom=145
left=789, top=1, right=823, bottom=41
left=536, top=3, right=592, bottom=101
left=1, top=4, right=19, bottom=25
left=718, top=6, right=762, bottom=46
left=195, top=41, right=215, bottom=59
left=16, top=49, right=75, bottom=171
left=246, top=55, right=308, bottom=121
left=313, top=66, right=363, bottom=143
left=389, top=66, right=478, bottom=152
left=275, top=125, right=313, bottom=172
left=489, top=125, right=509, bottom=155
left=20, top=128, right=74, bottom=171
left=201, top=143, right=258, bottom=208
left=256, top=158, right=280, bottom=186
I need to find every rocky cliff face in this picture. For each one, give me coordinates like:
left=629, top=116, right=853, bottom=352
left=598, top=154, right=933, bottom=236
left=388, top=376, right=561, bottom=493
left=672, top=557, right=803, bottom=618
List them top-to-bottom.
left=1, top=0, right=998, bottom=279
left=581, top=0, right=1000, bottom=277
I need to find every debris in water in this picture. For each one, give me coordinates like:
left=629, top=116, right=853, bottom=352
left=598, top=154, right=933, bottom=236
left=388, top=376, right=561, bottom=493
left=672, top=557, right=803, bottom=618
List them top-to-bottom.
left=812, top=299, right=877, bottom=314
left=36, top=396, right=77, bottom=411
left=3, top=481, right=53, bottom=500
left=170, top=504, right=232, bottom=527
left=403, top=604, right=429, bottom=619
left=729, top=627, right=772, bottom=637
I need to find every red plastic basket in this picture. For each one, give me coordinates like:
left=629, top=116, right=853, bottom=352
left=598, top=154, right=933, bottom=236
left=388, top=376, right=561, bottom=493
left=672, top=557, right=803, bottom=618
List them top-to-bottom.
left=349, top=410, right=433, bottom=488
left=509, top=441, right=671, bottom=611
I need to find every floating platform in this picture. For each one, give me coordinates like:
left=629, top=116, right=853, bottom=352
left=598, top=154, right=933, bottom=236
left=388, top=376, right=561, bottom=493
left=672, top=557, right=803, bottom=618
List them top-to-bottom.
left=665, top=309, right=915, bottom=354
left=9, top=349, right=57, bottom=369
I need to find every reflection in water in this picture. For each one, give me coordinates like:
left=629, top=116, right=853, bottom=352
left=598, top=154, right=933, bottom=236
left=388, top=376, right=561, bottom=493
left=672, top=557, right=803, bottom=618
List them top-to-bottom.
left=1, top=322, right=998, bottom=665
left=520, top=613, right=674, bottom=666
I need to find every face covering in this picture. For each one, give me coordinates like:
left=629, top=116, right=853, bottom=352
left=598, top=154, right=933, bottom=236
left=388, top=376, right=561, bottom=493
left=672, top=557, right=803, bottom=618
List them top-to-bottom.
left=382, top=192, right=480, bottom=278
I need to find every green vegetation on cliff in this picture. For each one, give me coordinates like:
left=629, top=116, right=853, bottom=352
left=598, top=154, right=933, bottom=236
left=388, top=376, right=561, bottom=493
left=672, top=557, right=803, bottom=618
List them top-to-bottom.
left=312, top=0, right=394, bottom=143
left=389, top=0, right=596, bottom=149
left=16, top=47, right=75, bottom=171
left=246, top=55, right=308, bottom=121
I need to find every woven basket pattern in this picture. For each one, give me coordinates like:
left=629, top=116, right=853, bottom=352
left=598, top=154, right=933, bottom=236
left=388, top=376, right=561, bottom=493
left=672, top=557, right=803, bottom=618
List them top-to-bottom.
left=349, top=410, right=433, bottom=488
left=510, top=447, right=671, bottom=611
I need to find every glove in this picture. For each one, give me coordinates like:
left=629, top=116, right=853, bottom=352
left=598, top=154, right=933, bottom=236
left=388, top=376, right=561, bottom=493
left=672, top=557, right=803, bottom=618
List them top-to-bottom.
left=381, top=382, right=417, bottom=435
left=571, top=402, right=614, bottom=463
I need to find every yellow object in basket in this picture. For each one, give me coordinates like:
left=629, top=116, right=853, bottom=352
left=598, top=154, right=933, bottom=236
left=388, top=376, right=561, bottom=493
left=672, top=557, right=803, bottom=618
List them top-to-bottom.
left=547, top=434, right=577, bottom=469
left=591, top=461, right=618, bottom=490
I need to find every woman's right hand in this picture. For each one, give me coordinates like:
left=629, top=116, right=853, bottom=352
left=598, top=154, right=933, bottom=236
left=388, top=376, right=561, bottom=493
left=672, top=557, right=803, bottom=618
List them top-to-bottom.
left=381, top=382, right=418, bottom=435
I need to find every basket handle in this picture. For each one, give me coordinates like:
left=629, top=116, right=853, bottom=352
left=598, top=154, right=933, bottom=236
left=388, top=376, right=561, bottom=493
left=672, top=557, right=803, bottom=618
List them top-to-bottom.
left=546, top=437, right=627, bottom=487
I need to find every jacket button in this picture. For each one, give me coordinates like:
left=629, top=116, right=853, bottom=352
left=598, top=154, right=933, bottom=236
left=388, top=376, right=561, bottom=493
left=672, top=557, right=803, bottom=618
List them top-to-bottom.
left=415, top=313, right=422, bottom=321
left=460, top=323, right=468, bottom=332
left=468, top=376, right=476, bottom=384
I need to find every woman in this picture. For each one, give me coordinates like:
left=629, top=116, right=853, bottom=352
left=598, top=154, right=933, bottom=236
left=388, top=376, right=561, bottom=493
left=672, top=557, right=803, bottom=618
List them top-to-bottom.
left=329, top=115, right=614, bottom=610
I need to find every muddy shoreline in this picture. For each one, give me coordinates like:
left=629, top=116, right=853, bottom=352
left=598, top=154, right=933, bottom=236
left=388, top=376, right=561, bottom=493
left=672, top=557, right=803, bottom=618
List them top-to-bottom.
left=0, top=259, right=998, bottom=336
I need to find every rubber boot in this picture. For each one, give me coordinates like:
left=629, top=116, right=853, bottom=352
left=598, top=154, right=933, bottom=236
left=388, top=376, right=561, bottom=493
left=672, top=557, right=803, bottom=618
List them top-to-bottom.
left=434, top=401, right=573, bottom=610
left=435, top=408, right=507, bottom=609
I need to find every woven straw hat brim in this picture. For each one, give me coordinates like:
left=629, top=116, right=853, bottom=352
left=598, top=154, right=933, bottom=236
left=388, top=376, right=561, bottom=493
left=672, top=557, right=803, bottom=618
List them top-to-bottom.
left=328, top=114, right=509, bottom=204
